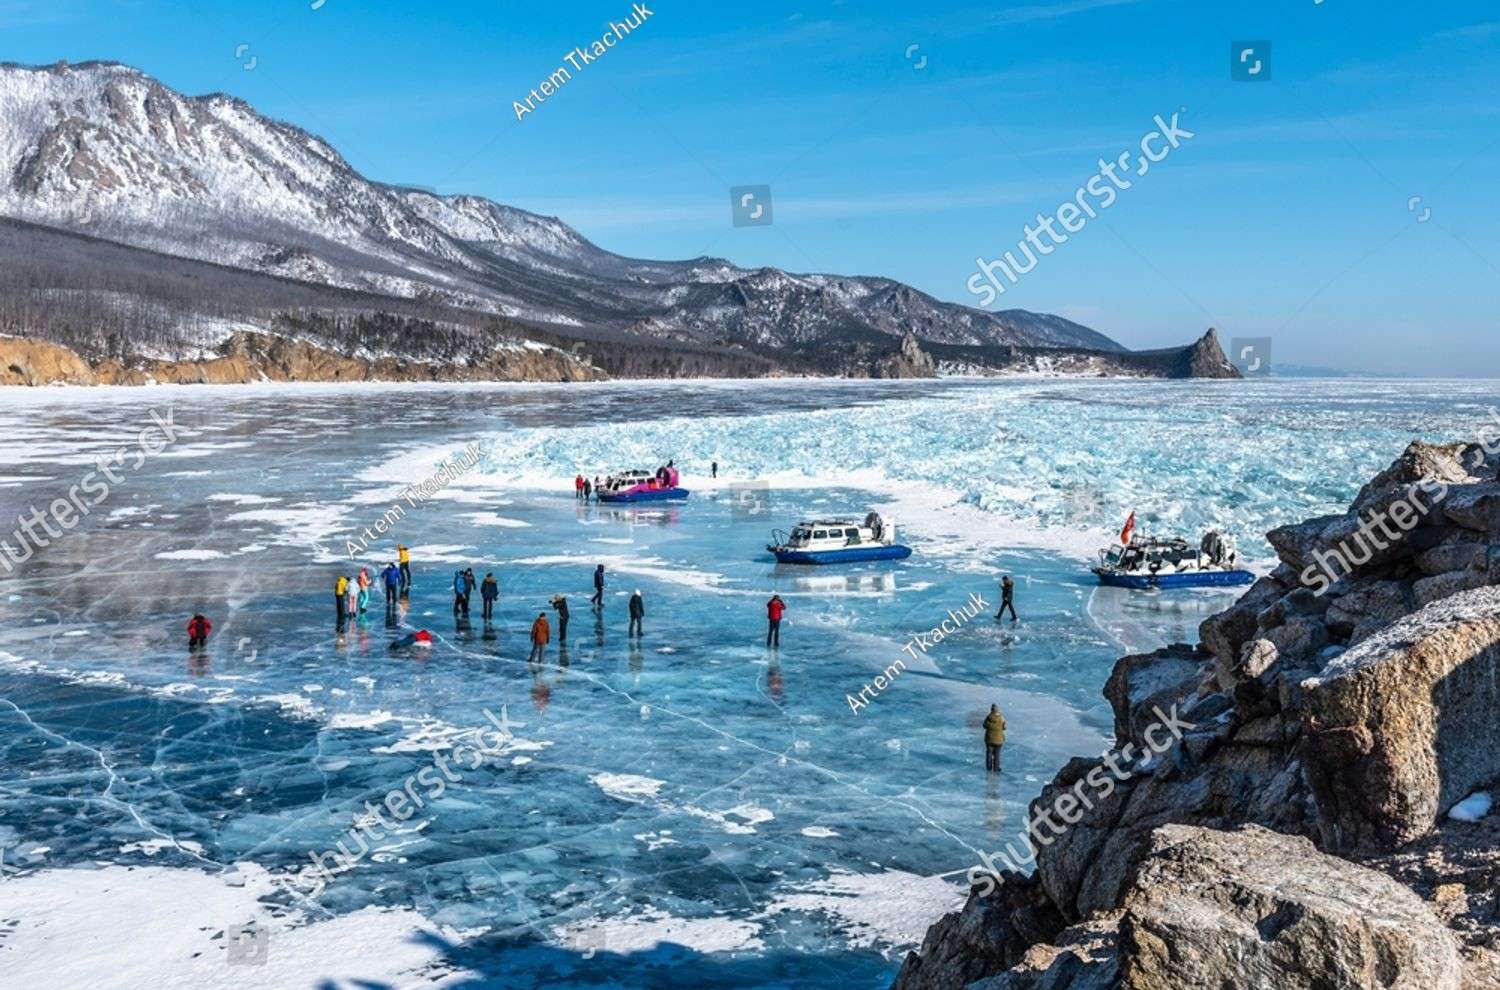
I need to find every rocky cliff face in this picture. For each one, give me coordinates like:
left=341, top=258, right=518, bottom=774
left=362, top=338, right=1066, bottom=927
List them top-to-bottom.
left=0, top=331, right=603, bottom=385
left=870, top=333, right=939, bottom=379
left=895, top=439, right=1500, bottom=990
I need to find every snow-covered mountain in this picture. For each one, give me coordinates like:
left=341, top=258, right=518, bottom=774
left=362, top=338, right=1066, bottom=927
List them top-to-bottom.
left=0, top=60, right=1124, bottom=356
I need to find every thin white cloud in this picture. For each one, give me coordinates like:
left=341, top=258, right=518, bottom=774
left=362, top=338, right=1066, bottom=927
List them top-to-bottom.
left=0, top=0, right=76, bottom=27
left=986, top=0, right=1149, bottom=25
left=1432, top=21, right=1500, bottom=41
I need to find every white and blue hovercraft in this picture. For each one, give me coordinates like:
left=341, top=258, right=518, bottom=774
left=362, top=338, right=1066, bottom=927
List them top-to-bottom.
left=767, top=513, right=912, bottom=565
left=1092, top=529, right=1254, bottom=589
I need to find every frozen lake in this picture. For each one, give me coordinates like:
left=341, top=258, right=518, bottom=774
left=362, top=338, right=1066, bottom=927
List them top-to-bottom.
left=0, top=377, right=1495, bottom=988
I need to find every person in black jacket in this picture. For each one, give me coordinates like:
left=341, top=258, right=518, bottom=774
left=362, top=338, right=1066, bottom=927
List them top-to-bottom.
left=591, top=564, right=606, bottom=607
left=480, top=573, right=500, bottom=621
left=996, top=575, right=1018, bottom=623
left=627, top=589, right=644, bottom=638
left=551, top=594, right=570, bottom=642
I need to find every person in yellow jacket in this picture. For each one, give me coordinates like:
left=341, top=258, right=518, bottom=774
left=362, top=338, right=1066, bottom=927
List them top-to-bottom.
left=397, top=545, right=412, bottom=593
left=334, top=574, right=350, bottom=633
left=983, top=704, right=1007, bottom=773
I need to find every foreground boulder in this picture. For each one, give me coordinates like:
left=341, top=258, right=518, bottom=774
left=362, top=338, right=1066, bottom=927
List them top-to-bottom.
left=1300, top=587, right=1500, bottom=851
left=974, top=825, right=1463, bottom=990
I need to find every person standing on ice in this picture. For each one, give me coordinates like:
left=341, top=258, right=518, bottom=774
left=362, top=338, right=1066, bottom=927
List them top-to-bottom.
left=712, top=461, right=718, bottom=479
left=574, top=474, right=585, bottom=499
left=583, top=477, right=592, bottom=500
left=398, top=544, right=412, bottom=592
left=382, top=562, right=400, bottom=607
left=591, top=564, right=606, bottom=607
left=450, top=567, right=468, bottom=615
left=356, top=569, right=370, bottom=616
left=480, top=573, right=499, bottom=621
left=334, top=574, right=349, bottom=632
left=995, top=575, right=1018, bottom=623
left=344, top=576, right=358, bottom=626
left=628, top=589, right=645, bottom=638
left=765, top=593, right=785, bottom=647
left=551, top=594, right=570, bottom=642
left=529, top=610, right=550, bottom=661
left=186, top=613, right=212, bottom=650
left=984, top=704, right=1007, bottom=773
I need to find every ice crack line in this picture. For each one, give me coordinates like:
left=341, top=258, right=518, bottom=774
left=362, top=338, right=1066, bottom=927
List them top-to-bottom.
left=434, top=632, right=986, bottom=861
left=0, top=696, right=220, bottom=871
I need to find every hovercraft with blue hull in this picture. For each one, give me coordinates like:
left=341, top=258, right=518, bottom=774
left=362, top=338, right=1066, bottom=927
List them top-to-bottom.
left=597, top=466, right=690, bottom=504
left=768, top=513, right=912, bottom=565
left=1092, top=527, right=1254, bottom=589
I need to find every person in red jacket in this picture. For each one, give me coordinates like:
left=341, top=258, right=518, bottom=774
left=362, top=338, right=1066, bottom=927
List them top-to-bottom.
left=574, top=474, right=585, bottom=500
left=766, top=593, right=785, bottom=647
left=187, top=614, right=212, bottom=649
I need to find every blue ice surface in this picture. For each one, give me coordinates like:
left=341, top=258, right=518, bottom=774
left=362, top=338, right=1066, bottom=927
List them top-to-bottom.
left=0, top=377, right=1495, bottom=988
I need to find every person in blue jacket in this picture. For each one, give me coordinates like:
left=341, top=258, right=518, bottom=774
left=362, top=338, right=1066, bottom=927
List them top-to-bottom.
left=382, top=562, right=400, bottom=606
left=453, top=570, right=468, bottom=616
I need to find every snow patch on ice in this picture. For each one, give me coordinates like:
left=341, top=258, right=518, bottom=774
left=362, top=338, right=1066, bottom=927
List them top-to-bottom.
left=154, top=548, right=227, bottom=561
left=590, top=772, right=665, bottom=803
left=0, top=863, right=478, bottom=988
left=759, top=868, right=965, bottom=953
left=552, top=906, right=762, bottom=955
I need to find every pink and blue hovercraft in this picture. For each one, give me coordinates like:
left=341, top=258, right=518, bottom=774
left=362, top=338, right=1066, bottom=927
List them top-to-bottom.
left=596, top=466, right=690, bottom=504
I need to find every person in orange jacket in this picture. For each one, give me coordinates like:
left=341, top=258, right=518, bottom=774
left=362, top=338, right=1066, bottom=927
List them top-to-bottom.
left=529, top=611, right=550, bottom=662
left=187, top=614, right=212, bottom=649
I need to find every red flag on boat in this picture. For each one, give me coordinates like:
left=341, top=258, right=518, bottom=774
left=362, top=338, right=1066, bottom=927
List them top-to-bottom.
left=1119, top=512, right=1136, bottom=545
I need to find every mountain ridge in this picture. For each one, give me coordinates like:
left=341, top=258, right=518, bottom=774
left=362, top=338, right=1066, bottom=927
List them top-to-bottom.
left=0, top=59, right=1233, bottom=381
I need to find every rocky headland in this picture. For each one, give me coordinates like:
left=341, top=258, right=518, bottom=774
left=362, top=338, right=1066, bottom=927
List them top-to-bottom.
left=894, top=439, right=1500, bottom=989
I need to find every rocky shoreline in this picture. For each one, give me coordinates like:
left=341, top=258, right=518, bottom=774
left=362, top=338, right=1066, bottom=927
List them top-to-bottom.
left=0, top=327, right=1240, bottom=387
left=0, top=330, right=605, bottom=386
left=895, top=440, right=1500, bottom=989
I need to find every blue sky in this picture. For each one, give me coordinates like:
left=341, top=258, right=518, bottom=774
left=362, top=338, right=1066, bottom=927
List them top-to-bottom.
left=3, top=0, right=1498, bottom=374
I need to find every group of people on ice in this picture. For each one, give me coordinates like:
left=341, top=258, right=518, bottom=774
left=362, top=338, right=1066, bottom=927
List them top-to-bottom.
left=333, top=546, right=414, bottom=634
